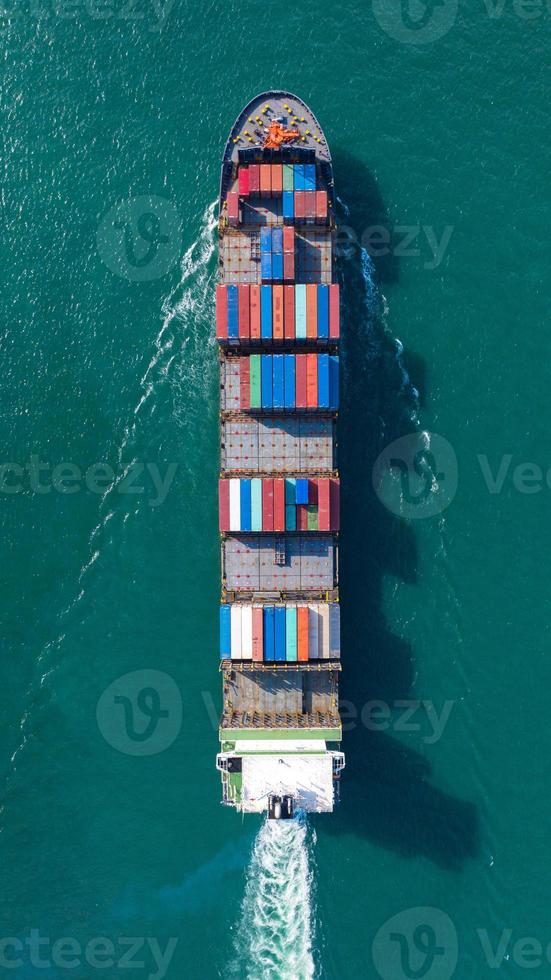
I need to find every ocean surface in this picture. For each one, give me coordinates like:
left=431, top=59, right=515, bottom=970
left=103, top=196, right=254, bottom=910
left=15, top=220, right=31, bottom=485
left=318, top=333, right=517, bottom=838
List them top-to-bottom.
left=1, top=2, right=549, bottom=978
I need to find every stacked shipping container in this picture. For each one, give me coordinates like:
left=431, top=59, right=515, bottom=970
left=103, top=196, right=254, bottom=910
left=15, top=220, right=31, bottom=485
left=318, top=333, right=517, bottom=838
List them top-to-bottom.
left=219, top=144, right=341, bottom=682
left=216, top=283, right=340, bottom=340
left=235, top=353, right=339, bottom=411
left=219, top=477, right=340, bottom=532
left=220, top=602, right=340, bottom=661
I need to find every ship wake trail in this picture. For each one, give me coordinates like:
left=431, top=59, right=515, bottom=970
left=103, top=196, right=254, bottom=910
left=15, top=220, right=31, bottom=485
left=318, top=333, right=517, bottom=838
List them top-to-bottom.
left=230, top=814, right=316, bottom=980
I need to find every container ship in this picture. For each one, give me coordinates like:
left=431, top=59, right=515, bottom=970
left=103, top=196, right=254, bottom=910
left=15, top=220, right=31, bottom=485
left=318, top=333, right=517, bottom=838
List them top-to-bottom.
left=215, top=92, right=345, bottom=819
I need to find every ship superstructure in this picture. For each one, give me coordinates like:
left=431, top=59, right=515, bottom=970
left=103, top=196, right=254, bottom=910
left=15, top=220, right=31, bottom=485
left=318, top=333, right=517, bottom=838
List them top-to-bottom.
left=216, top=93, right=344, bottom=817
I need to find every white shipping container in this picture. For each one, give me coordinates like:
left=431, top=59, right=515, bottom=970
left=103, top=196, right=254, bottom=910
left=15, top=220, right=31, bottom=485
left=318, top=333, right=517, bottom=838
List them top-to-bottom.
left=229, top=478, right=241, bottom=531
left=308, top=604, right=319, bottom=659
left=319, top=604, right=330, bottom=659
left=230, top=605, right=242, bottom=658
left=241, top=605, right=253, bottom=660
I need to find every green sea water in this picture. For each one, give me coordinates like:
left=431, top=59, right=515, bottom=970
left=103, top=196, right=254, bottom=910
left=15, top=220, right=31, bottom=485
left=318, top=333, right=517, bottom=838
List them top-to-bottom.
left=1, top=1, right=549, bottom=977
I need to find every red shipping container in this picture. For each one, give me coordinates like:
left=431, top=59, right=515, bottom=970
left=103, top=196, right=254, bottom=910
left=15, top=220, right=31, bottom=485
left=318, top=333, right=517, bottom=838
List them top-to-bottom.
left=249, top=164, right=260, bottom=194
left=260, top=164, right=271, bottom=197
left=271, top=164, right=283, bottom=195
left=238, top=167, right=249, bottom=197
left=315, top=190, right=328, bottom=223
left=294, top=191, right=305, bottom=220
left=304, top=191, right=316, bottom=221
left=227, top=192, right=239, bottom=226
left=283, top=226, right=295, bottom=252
left=283, top=252, right=295, bottom=281
left=329, top=284, right=340, bottom=339
left=216, top=285, right=227, bottom=339
left=238, top=285, right=250, bottom=339
left=250, top=285, right=261, bottom=339
left=272, top=285, right=284, bottom=340
left=306, top=285, right=318, bottom=339
left=284, top=286, right=295, bottom=339
left=306, top=353, right=318, bottom=407
left=296, top=354, right=307, bottom=408
left=240, top=357, right=250, bottom=411
left=317, top=478, right=330, bottom=531
left=219, top=479, right=230, bottom=531
left=262, top=479, right=274, bottom=531
left=273, top=479, right=285, bottom=532
left=330, top=479, right=340, bottom=531
left=297, top=503, right=309, bottom=531
left=252, top=607, right=264, bottom=662
left=297, top=607, right=309, bottom=661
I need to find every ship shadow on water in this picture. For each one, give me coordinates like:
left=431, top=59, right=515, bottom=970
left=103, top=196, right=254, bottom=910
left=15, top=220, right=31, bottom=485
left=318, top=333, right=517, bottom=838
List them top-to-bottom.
left=323, top=152, right=479, bottom=871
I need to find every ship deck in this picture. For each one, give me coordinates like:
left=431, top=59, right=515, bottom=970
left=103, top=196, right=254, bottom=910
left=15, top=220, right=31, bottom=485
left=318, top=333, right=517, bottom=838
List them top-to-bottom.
left=221, top=416, right=336, bottom=475
left=222, top=534, right=337, bottom=595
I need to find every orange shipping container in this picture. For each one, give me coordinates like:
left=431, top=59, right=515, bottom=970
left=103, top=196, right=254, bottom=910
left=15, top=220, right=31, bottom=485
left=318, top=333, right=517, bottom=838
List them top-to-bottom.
left=260, top=164, right=271, bottom=198
left=271, top=164, right=283, bottom=195
left=238, top=284, right=250, bottom=339
left=250, top=285, right=261, bottom=339
left=306, top=285, right=318, bottom=339
left=272, top=286, right=284, bottom=340
left=284, top=286, right=295, bottom=339
left=306, top=353, right=318, bottom=407
left=252, top=607, right=264, bottom=662
left=297, top=607, right=309, bottom=661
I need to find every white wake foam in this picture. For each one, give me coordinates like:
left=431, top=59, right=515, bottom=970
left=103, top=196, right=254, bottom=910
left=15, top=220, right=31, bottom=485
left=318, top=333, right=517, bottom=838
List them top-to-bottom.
left=231, top=814, right=316, bottom=980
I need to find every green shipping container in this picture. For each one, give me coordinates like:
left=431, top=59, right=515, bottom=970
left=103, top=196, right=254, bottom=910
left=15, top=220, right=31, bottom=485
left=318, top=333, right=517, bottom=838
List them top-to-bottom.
left=283, top=163, right=294, bottom=191
left=295, top=285, right=307, bottom=339
left=250, top=355, right=261, bottom=408
left=285, top=478, right=296, bottom=530
left=251, top=479, right=262, bottom=531
left=307, top=504, right=318, bottom=530
left=286, top=606, right=297, bottom=661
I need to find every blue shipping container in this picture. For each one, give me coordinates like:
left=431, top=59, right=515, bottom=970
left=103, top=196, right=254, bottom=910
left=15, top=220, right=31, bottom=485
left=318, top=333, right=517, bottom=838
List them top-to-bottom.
left=293, top=164, right=305, bottom=191
left=305, top=164, right=316, bottom=191
left=283, top=191, right=294, bottom=220
left=260, top=227, right=272, bottom=252
left=272, top=227, right=283, bottom=253
left=260, top=251, right=272, bottom=281
left=272, top=252, right=283, bottom=281
left=227, top=285, right=238, bottom=338
left=317, top=285, right=329, bottom=338
left=261, top=286, right=273, bottom=338
left=284, top=354, right=296, bottom=409
left=318, top=354, right=330, bottom=409
left=261, top=355, right=273, bottom=408
left=273, top=355, right=285, bottom=409
left=329, top=355, right=339, bottom=409
left=296, top=478, right=309, bottom=504
left=240, top=479, right=251, bottom=531
left=220, top=605, right=231, bottom=659
left=264, top=606, right=275, bottom=661
left=274, top=607, right=286, bottom=662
